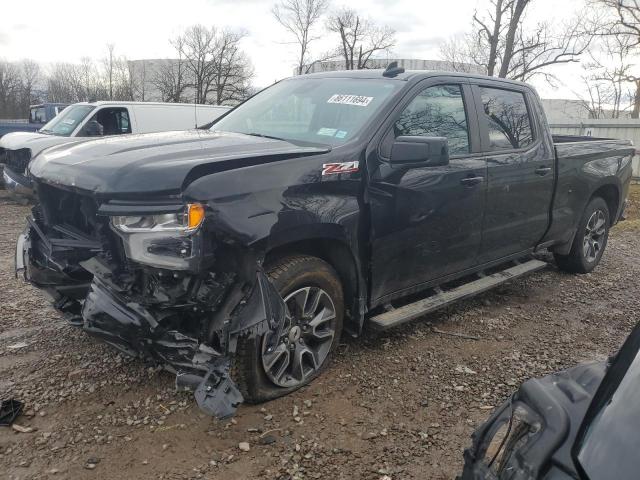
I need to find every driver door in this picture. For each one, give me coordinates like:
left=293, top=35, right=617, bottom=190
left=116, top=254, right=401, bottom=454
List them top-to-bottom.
left=367, top=81, right=487, bottom=303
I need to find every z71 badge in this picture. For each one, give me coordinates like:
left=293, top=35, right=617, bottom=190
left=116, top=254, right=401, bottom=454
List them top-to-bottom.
left=322, top=162, right=359, bottom=176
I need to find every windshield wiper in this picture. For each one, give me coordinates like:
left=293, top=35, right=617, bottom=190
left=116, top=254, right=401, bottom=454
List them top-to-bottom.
left=245, top=132, right=290, bottom=142
left=245, top=132, right=331, bottom=150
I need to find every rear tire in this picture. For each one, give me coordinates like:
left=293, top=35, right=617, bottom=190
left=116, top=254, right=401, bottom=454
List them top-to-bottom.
left=554, top=197, right=610, bottom=274
left=235, top=255, right=343, bottom=403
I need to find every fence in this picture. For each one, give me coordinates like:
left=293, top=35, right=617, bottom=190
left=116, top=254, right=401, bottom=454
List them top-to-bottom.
left=549, top=119, right=640, bottom=179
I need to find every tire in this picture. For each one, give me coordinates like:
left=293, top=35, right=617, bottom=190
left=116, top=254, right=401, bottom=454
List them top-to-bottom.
left=554, top=197, right=610, bottom=274
left=234, top=255, right=344, bottom=403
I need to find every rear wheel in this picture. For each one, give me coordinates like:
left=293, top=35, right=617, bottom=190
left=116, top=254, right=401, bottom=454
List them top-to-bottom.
left=554, top=197, right=610, bottom=274
left=235, top=255, right=343, bottom=403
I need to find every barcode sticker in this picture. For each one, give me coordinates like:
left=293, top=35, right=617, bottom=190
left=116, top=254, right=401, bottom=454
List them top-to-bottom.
left=327, top=94, right=374, bottom=107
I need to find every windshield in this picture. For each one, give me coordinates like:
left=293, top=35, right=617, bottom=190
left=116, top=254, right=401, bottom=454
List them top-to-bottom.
left=211, top=77, right=403, bottom=146
left=40, top=105, right=95, bottom=136
left=575, top=326, right=640, bottom=479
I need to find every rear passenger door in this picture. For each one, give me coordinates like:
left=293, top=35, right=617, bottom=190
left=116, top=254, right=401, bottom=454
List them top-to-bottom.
left=472, top=83, right=555, bottom=262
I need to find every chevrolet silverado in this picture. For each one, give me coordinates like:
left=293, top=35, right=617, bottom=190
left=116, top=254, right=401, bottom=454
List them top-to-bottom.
left=14, top=65, right=634, bottom=418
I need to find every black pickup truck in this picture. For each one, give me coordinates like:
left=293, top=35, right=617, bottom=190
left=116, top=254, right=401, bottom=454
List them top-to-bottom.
left=15, top=66, right=633, bottom=418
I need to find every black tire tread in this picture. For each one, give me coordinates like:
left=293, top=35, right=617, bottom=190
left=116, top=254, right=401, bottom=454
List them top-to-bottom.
left=554, top=196, right=610, bottom=274
left=233, top=255, right=343, bottom=404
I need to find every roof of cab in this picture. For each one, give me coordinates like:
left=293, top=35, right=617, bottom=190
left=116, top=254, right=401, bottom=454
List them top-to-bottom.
left=293, top=69, right=534, bottom=89
left=72, top=101, right=232, bottom=109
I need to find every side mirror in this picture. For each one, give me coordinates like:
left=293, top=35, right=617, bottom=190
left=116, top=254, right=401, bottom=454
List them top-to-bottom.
left=82, top=120, right=104, bottom=137
left=389, top=136, right=449, bottom=167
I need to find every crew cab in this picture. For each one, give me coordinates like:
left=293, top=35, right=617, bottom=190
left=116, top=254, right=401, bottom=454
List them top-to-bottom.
left=14, top=66, right=633, bottom=418
left=1, top=101, right=230, bottom=199
left=0, top=103, right=68, bottom=138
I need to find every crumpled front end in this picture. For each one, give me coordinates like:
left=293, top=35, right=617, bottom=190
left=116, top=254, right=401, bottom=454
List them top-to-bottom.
left=16, top=181, right=286, bottom=418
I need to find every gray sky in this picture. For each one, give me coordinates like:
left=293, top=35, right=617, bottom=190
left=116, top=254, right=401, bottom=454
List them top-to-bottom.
left=2, top=0, right=586, bottom=98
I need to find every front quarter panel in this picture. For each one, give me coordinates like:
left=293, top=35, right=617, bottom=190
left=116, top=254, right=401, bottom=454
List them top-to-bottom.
left=183, top=151, right=363, bottom=254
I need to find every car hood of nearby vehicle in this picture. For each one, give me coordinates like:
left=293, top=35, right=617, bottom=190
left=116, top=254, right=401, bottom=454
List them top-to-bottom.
left=29, top=130, right=330, bottom=196
left=0, top=131, right=82, bottom=158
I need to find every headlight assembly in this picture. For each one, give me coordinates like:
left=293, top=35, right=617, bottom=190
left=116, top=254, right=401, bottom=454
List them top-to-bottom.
left=110, top=203, right=205, bottom=270
left=112, top=203, right=205, bottom=233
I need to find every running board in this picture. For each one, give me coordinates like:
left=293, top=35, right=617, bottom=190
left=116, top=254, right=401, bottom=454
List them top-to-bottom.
left=369, top=259, right=547, bottom=331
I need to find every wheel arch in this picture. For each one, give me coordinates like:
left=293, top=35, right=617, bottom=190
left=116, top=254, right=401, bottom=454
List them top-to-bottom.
left=590, top=183, right=620, bottom=225
left=263, top=235, right=364, bottom=337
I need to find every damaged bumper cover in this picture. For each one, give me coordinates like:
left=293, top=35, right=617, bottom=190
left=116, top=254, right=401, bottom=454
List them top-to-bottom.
left=16, top=215, right=286, bottom=419
left=459, top=362, right=606, bottom=480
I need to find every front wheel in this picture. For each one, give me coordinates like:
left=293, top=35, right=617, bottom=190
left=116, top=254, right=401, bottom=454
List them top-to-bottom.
left=554, top=197, right=610, bottom=274
left=234, top=255, right=344, bottom=403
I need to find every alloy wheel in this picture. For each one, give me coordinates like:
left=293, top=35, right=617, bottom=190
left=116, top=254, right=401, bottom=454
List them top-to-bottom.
left=583, top=209, right=607, bottom=263
left=261, top=286, right=337, bottom=388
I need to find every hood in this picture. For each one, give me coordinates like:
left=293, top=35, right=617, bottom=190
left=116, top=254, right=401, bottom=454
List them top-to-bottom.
left=29, top=130, right=329, bottom=196
left=0, top=131, right=85, bottom=158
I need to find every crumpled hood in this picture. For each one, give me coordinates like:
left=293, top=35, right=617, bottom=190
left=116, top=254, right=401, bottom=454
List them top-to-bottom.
left=29, top=130, right=329, bottom=196
left=0, top=131, right=84, bottom=158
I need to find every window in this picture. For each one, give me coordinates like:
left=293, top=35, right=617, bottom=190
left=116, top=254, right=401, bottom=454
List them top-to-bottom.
left=393, top=84, right=470, bottom=156
left=479, top=87, right=533, bottom=150
left=30, top=107, right=47, bottom=124
left=80, top=108, right=132, bottom=137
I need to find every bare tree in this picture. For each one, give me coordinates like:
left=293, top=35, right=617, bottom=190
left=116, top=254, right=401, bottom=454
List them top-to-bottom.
left=272, top=0, right=329, bottom=75
left=441, top=0, right=592, bottom=82
left=591, top=0, right=640, bottom=117
left=326, top=8, right=396, bottom=70
left=170, top=25, right=254, bottom=104
left=176, top=25, right=218, bottom=103
left=208, top=30, right=254, bottom=105
left=577, top=34, right=634, bottom=118
left=153, top=35, right=189, bottom=103
left=104, top=44, right=116, bottom=100
left=0, top=60, right=21, bottom=117
left=18, top=60, right=41, bottom=112
left=153, top=60, right=189, bottom=103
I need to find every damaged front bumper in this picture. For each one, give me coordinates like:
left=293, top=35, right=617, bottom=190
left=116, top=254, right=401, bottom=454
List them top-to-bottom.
left=16, top=218, right=287, bottom=419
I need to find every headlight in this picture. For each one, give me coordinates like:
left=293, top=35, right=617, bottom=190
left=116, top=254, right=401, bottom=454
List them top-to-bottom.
left=110, top=203, right=205, bottom=270
left=112, top=203, right=205, bottom=232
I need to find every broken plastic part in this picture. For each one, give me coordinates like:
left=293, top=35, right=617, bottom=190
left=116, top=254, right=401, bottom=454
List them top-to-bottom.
left=0, top=399, right=24, bottom=426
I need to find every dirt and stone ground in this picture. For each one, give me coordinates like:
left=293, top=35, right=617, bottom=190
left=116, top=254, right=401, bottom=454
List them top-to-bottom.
left=1, top=185, right=639, bottom=480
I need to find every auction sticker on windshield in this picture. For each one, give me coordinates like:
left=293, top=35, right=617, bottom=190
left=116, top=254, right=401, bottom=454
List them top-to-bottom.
left=327, top=94, right=374, bottom=107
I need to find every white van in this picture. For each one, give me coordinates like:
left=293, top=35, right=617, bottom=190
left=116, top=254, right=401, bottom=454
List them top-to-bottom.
left=1, top=101, right=231, bottom=198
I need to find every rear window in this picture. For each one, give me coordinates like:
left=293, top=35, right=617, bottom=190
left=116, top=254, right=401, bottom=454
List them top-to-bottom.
left=479, top=87, right=534, bottom=151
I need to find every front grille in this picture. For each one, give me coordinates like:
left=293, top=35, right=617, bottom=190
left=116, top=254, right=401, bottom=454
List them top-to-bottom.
left=5, top=148, right=31, bottom=174
left=33, top=182, right=126, bottom=266
left=36, top=183, right=100, bottom=236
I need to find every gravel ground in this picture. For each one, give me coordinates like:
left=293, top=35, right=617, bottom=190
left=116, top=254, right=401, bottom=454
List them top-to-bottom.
left=1, top=185, right=639, bottom=480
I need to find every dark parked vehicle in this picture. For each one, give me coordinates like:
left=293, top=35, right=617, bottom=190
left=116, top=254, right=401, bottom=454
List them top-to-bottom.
left=15, top=66, right=633, bottom=418
left=0, top=103, right=67, bottom=138
left=460, top=321, right=640, bottom=480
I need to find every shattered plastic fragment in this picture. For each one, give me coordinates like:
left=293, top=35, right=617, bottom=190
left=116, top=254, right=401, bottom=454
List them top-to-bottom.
left=0, top=399, right=24, bottom=426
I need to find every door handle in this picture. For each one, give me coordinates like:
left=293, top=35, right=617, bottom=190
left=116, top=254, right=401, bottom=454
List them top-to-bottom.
left=535, top=166, right=552, bottom=176
left=460, top=176, right=484, bottom=187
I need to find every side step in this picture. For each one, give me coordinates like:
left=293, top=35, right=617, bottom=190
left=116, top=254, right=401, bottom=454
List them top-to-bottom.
left=369, top=259, right=547, bottom=331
